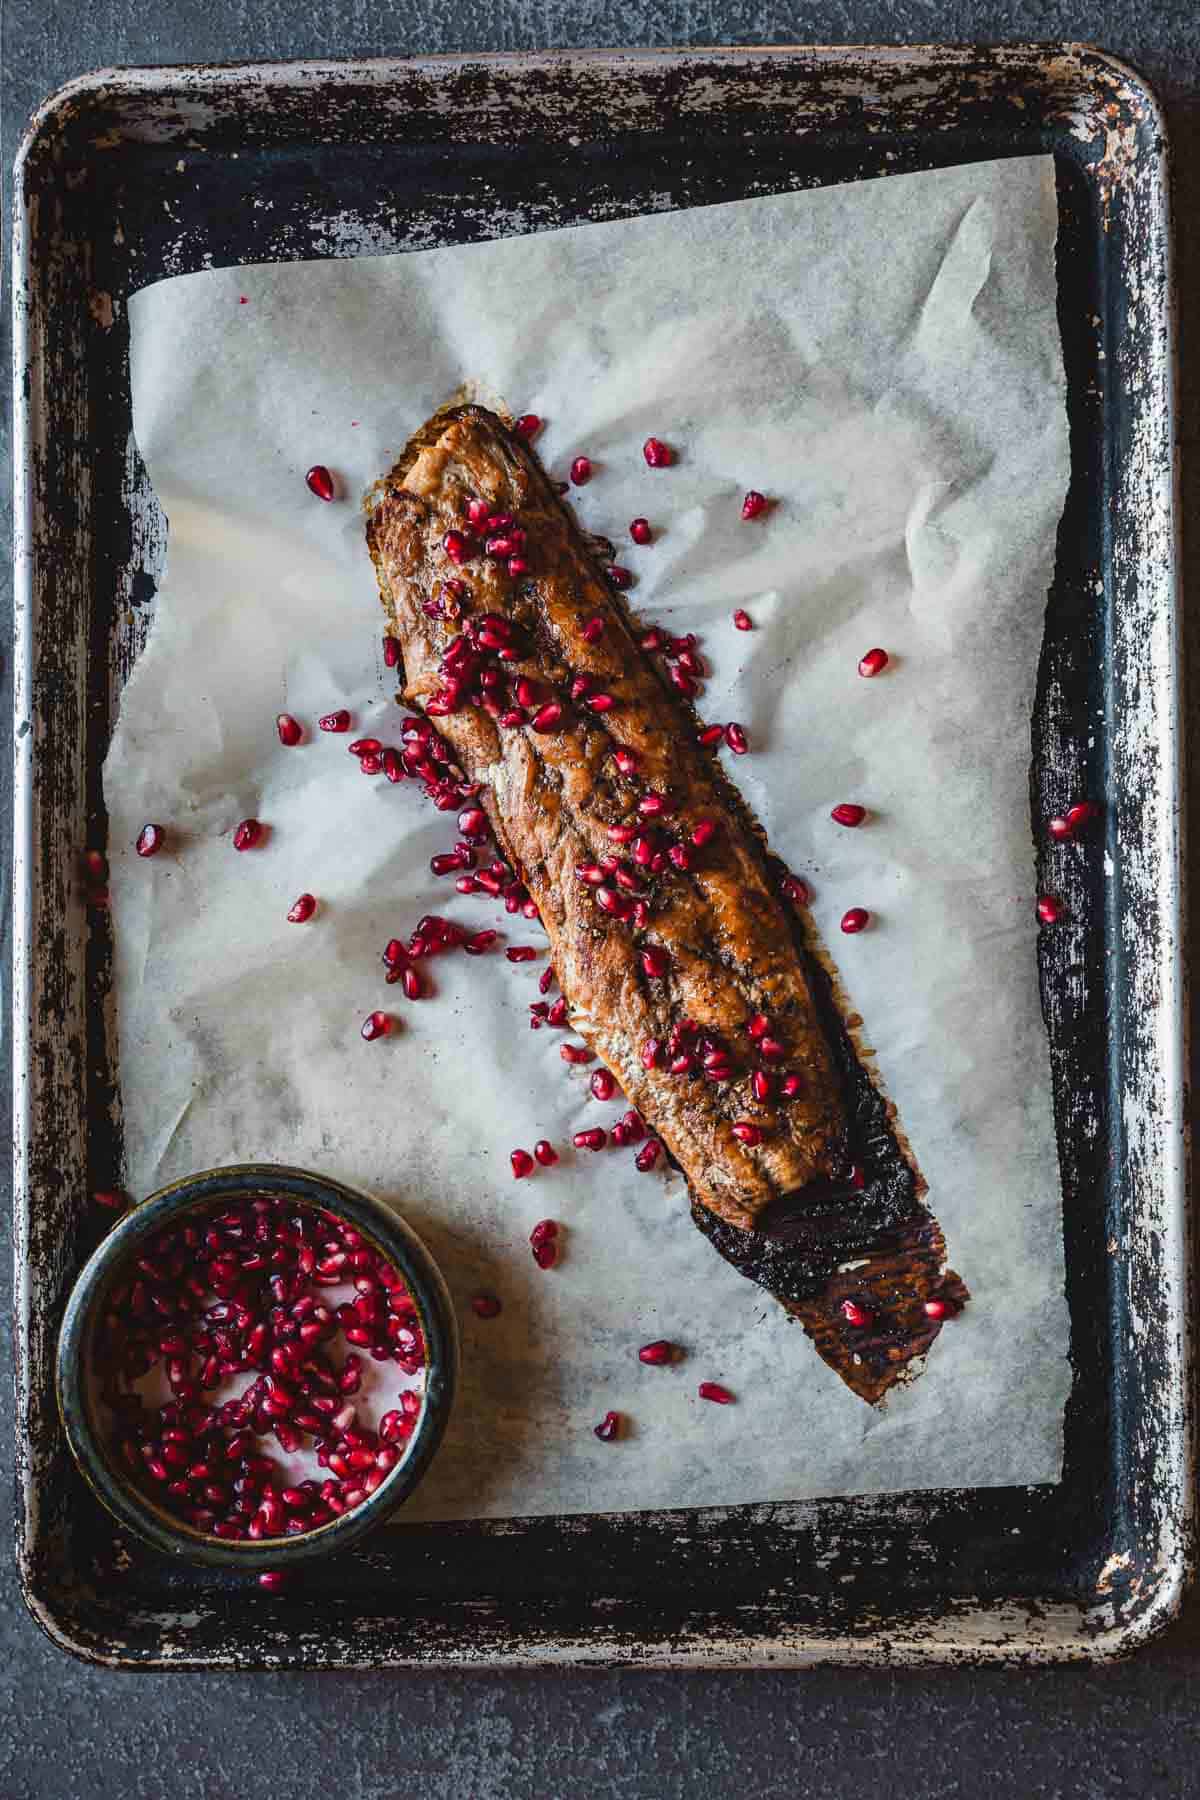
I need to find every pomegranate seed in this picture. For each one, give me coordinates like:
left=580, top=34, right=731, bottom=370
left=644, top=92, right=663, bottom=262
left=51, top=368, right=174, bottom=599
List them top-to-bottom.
left=515, top=413, right=541, bottom=437
left=643, top=437, right=673, bottom=468
left=569, top=456, right=593, bottom=486
left=305, top=464, right=335, bottom=501
left=741, top=490, right=768, bottom=520
left=466, top=498, right=492, bottom=528
left=629, top=517, right=652, bottom=544
left=442, top=529, right=474, bottom=565
left=485, top=533, right=518, bottom=558
left=508, top=557, right=530, bottom=578
left=606, top=565, right=633, bottom=590
left=732, top=609, right=753, bottom=631
left=582, top=615, right=607, bottom=643
left=858, top=647, right=889, bottom=678
left=670, top=666, right=697, bottom=698
left=586, top=692, right=616, bottom=713
left=531, top=701, right=563, bottom=732
left=499, top=708, right=526, bottom=729
left=319, top=711, right=351, bottom=733
left=276, top=713, right=303, bottom=746
left=724, top=722, right=749, bottom=755
left=698, top=723, right=726, bottom=748
left=349, top=737, right=383, bottom=757
left=382, top=747, right=404, bottom=782
left=613, top=748, right=640, bottom=776
left=359, top=753, right=383, bottom=775
left=637, top=792, right=673, bottom=818
left=1066, top=801, right=1101, bottom=830
left=831, top=803, right=866, bottom=827
left=1048, top=816, right=1074, bottom=841
left=233, top=819, right=263, bottom=851
left=687, top=819, right=718, bottom=851
left=135, top=823, right=165, bottom=859
left=667, top=845, right=690, bottom=872
left=81, top=848, right=108, bottom=882
left=431, top=852, right=461, bottom=877
left=575, top=863, right=605, bottom=886
left=782, top=873, right=811, bottom=907
left=287, top=893, right=317, bottom=923
left=1036, top=896, right=1063, bottom=924
left=840, top=908, right=870, bottom=934
left=465, top=930, right=499, bottom=955
left=639, top=945, right=670, bottom=980
left=506, top=946, right=538, bottom=963
left=539, top=965, right=556, bottom=995
left=547, top=997, right=570, bottom=1026
left=361, top=1011, right=391, bottom=1041
left=745, top=1013, right=769, bottom=1040
left=757, top=1037, right=787, bottom=1062
left=641, top=1039, right=664, bottom=1070
left=560, top=1043, right=595, bottom=1065
left=590, top=1068, right=617, bottom=1102
left=751, top=1069, right=774, bottom=1103
left=621, top=1110, right=645, bottom=1144
left=731, top=1121, right=763, bottom=1146
left=574, top=1128, right=607, bottom=1151
left=635, top=1139, right=663, bottom=1172
left=534, top=1140, right=559, bottom=1167
left=510, top=1148, right=535, bottom=1179
left=849, top=1164, right=866, bottom=1190
left=92, top=1188, right=128, bottom=1211
left=532, top=1237, right=559, bottom=1270
left=471, top=1293, right=502, bottom=1319
left=923, top=1298, right=953, bottom=1320
left=841, top=1299, right=873, bottom=1328
left=638, top=1340, right=676, bottom=1365
left=698, top=1381, right=734, bottom=1404
left=593, top=1411, right=621, bottom=1442
left=258, top=1567, right=292, bottom=1593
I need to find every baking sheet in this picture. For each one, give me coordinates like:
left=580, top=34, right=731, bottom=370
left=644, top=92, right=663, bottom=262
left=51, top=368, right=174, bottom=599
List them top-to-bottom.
left=107, top=154, right=1070, bottom=1521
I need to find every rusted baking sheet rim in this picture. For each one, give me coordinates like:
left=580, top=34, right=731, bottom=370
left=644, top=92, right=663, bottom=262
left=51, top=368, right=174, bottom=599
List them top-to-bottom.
left=12, top=43, right=1188, bottom=1668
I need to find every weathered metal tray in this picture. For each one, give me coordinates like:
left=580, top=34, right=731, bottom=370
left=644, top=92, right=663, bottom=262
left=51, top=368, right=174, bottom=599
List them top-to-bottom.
left=12, top=43, right=1187, bottom=1668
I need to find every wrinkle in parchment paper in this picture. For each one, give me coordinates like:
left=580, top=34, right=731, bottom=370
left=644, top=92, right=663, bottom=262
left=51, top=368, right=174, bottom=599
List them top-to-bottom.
left=107, top=157, right=1070, bottom=1521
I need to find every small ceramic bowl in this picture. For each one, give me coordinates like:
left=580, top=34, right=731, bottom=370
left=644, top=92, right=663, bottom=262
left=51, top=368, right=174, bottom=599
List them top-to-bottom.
left=56, top=1164, right=458, bottom=1571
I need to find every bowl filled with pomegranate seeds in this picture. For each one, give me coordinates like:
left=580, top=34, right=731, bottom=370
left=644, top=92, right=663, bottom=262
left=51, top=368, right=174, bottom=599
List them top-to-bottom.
left=56, top=1165, right=458, bottom=1571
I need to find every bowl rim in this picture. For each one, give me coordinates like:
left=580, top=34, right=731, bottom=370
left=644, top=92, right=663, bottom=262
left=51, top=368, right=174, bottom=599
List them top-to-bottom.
left=55, top=1162, right=459, bottom=1570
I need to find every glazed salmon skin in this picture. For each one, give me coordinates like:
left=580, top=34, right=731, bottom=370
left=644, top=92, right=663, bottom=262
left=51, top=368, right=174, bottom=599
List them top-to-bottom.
left=366, top=405, right=964, bottom=1401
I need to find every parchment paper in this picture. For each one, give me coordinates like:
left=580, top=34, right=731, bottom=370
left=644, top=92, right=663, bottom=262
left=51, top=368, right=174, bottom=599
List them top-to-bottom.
left=108, top=156, right=1071, bottom=1520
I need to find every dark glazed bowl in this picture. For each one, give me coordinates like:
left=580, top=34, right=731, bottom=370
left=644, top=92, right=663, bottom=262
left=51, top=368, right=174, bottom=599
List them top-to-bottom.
left=56, top=1164, right=458, bottom=1571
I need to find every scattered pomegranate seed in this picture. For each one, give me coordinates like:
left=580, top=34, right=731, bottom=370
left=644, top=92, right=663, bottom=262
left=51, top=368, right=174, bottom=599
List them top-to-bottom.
left=514, top=413, right=542, bottom=437
left=643, top=437, right=673, bottom=468
left=569, top=456, right=593, bottom=486
left=305, top=465, right=335, bottom=502
left=741, top=491, right=768, bottom=520
left=466, top=498, right=492, bottom=528
left=628, top=518, right=653, bottom=546
left=443, top=529, right=475, bottom=565
left=606, top=565, right=633, bottom=589
left=732, top=609, right=753, bottom=631
left=582, top=615, right=607, bottom=643
left=641, top=628, right=667, bottom=652
left=382, top=635, right=401, bottom=669
left=858, top=647, right=889, bottom=678
left=587, top=692, right=617, bottom=714
left=531, top=701, right=563, bottom=732
left=318, top=710, right=351, bottom=733
left=276, top=713, right=303, bottom=747
left=724, top=723, right=749, bottom=755
left=698, top=724, right=726, bottom=748
left=350, top=738, right=383, bottom=757
left=382, top=748, right=404, bottom=783
left=613, top=748, right=640, bottom=776
left=359, top=753, right=384, bottom=775
left=637, top=792, right=673, bottom=817
left=1066, top=801, right=1101, bottom=830
left=831, top=803, right=866, bottom=827
left=1048, top=816, right=1074, bottom=841
left=233, top=819, right=263, bottom=852
left=135, top=823, right=165, bottom=858
left=781, top=874, right=811, bottom=907
left=287, top=893, right=317, bottom=923
left=1036, top=896, right=1063, bottom=924
left=840, top=908, right=870, bottom=934
left=464, top=930, right=499, bottom=955
left=639, top=945, right=671, bottom=980
left=505, top=946, right=537, bottom=964
left=361, top=1011, right=391, bottom=1041
left=746, top=1013, right=770, bottom=1039
left=757, top=1036, right=786, bottom=1062
left=641, top=1039, right=664, bottom=1070
left=560, top=1043, right=595, bottom=1066
left=589, top=1068, right=618, bottom=1103
left=751, top=1069, right=774, bottom=1103
left=780, top=1073, right=804, bottom=1099
left=617, top=1110, right=644, bottom=1144
left=731, top=1121, right=763, bottom=1146
left=574, top=1128, right=607, bottom=1151
left=635, top=1139, right=663, bottom=1172
left=533, top=1140, right=559, bottom=1167
left=510, top=1148, right=535, bottom=1179
left=849, top=1164, right=866, bottom=1190
left=92, top=1188, right=128, bottom=1212
left=531, top=1225, right=560, bottom=1269
left=471, top=1293, right=502, bottom=1319
left=923, top=1298, right=950, bottom=1321
left=840, top=1299, right=874, bottom=1328
left=638, top=1340, right=676, bottom=1365
left=698, top=1381, right=734, bottom=1404
left=593, top=1411, right=621, bottom=1442
left=258, top=1569, right=292, bottom=1592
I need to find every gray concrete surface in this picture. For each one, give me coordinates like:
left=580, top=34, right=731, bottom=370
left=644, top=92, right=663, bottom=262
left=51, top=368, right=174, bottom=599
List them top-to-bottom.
left=4, top=4, right=1199, bottom=1797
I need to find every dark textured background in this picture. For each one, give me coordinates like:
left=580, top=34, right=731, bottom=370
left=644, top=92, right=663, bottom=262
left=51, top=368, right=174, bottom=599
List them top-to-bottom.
left=4, top=5, right=1198, bottom=1797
